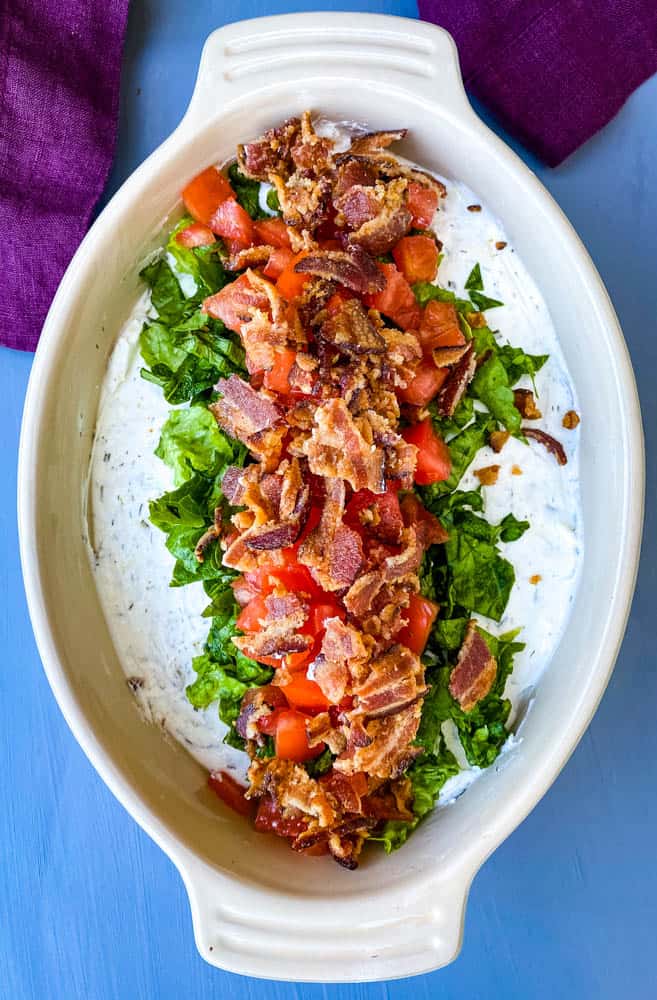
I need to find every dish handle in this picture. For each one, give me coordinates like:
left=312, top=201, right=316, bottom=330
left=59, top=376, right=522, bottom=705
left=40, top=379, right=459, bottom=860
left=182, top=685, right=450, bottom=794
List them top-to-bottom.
left=178, top=13, right=471, bottom=136
left=176, top=848, right=473, bottom=979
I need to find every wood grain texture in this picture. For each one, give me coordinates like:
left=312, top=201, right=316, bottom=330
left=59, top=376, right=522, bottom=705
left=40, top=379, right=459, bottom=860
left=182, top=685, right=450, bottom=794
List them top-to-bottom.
left=1, top=2, right=656, bottom=997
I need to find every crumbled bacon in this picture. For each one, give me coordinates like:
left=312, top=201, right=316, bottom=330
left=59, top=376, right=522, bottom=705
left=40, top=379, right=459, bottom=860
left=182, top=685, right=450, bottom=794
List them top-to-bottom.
left=237, top=117, right=301, bottom=180
left=348, top=129, right=408, bottom=154
left=333, top=158, right=377, bottom=197
left=338, top=178, right=412, bottom=255
left=227, top=244, right=274, bottom=272
left=295, top=247, right=385, bottom=295
left=317, top=299, right=387, bottom=356
left=435, top=342, right=477, bottom=417
left=211, top=375, right=285, bottom=470
left=514, top=388, right=542, bottom=419
left=302, top=398, right=385, bottom=493
left=524, top=427, right=568, bottom=465
left=489, top=430, right=510, bottom=453
left=298, top=478, right=363, bottom=591
left=194, top=507, right=223, bottom=563
left=233, top=589, right=312, bottom=658
left=311, top=618, right=369, bottom=703
left=448, top=620, right=498, bottom=712
left=353, top=645, right=426, bottom=719
left=235, top=685, right=287, bottom=741
left=335, top=702, right=424, bottom=779
left=306, top=712, right=347, bottom=754
left=247, top=757, right=336, bottom=828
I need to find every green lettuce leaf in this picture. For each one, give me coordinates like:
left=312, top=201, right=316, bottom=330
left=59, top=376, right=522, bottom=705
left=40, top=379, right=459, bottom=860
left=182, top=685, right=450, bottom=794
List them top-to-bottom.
left=228, top=163, right=268, bottom=220
left=471, top=355, right=522, bottom=435
left=155, top=406, right=237, bottom=486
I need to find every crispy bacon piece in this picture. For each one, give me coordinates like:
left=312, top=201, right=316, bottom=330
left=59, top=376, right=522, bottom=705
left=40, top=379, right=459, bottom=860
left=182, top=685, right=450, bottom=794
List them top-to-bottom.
left=290, top=111, right=335, bottom=174
left=237, top=117, right=301, bottom=180
left=348, top=129, right=408, bottom=154
left=336, top=150, right=446, bottom=200
left=333, top=158, right=377, bottom=197
left=271, top=172, right=332, bottom=231
left=337, top=178, right=412, bottom=255
left=227, top=244, right=275, bottom=272
left=294, top=247, right=385, bottom=295
left=295, top=277, right=336, bottom=327
left=317, top=299, right=386, bottom=356
left=435, top=342, right=477, bottom=417
left=432, top=344, right=470, bottom=367
left=211, top=375, right=284, bottom=470
left=514, top=388, right=542, bottom=419
left=302, top=398, right=385, bottom=493
left=524, top=427, right=568, bottom=465
left=489, top=429, right=510, bottom=453
left=474, top=464, right=500, bottom=486
left=222, top=465, right=247, bottom=504
left=298, top=478, right=363, bottom=591
left=194, top=508, right=223, bottom=563
left=232, top=590, right=312, bottom=658
left=311, top=618, right=369, bottom=703
left=448, top=620, right=498, bottom=712
left=354, top=645, right=426, bottom=719
left=235, top=685, right=287, bottom=741
left=335, top=702, right=423, bottom=779
left=306, top=713, right=347, bottom=754
left=247, top=758, right=336, bottom=828
left=321, top=771, right=368, bottom=814
left=361, top=776, right=414, bottom=822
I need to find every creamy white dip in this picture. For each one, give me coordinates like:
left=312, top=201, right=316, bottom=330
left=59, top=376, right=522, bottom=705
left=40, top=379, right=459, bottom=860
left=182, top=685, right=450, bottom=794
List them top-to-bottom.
left=87, top=155, right=582, bottom=795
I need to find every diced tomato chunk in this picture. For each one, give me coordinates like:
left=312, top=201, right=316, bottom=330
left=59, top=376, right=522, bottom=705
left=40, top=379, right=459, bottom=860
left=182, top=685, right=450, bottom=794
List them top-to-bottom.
left=182, top=166, right=235, bottom=226
left=407, top=182, right=439, bottom=228
left=209, top=198, right=254, bottom=249
left=253, top=217, right=291, bottom=248
left=175, top=222, right=216, bottom=248
left=392, top=235, right=440, bottom=284
left=263, top=246, right=295, bottom=280
left=276, top=252, right=311, bottom=301
left=364, top=263, right=421, bottom=331
left=203, top=272, right=271, bottom=331
left=418, top=300, right=465, bottom=352
left=263, top=348, right=297, bottom=395
left=397, top=360, right=449, bottom=406
left=401, top=418, right=452, bottom=485
left=344, top=489, right=403, bottom=542
left=395, top=593, right=439, bottom=655
left=236, top=594, right=269, bottom=633
left=307, top=600, right=346, bottom=635
left=280, top=674, right=330, bottom=712
left=275, top=710, right=324, bottom=762
left=208, top=771, right=253, bottom=817
left=255, top=795, right=308, bottom=837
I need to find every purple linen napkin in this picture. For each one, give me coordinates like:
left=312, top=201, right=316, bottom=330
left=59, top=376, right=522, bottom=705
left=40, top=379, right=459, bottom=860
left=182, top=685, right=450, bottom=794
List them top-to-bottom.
left=0, top=0, right=129, bottom=352
left=419, top=0, right=657, bottom=166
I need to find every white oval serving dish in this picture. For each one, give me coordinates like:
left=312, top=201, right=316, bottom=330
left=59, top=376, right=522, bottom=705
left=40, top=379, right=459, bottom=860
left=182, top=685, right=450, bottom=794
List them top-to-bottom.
left=18, top=13, right=644, bottom=982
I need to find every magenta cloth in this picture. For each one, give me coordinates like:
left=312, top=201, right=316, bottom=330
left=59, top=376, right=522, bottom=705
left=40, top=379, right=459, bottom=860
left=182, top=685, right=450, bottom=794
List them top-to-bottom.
left=419, top=0, right=657, bottom=167
left=0, top=1, right=129, bottom=351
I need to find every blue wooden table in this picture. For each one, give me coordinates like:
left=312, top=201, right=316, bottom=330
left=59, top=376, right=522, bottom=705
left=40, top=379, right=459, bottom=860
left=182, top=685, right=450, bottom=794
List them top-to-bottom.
left=2, top=3, right=655, bottom=997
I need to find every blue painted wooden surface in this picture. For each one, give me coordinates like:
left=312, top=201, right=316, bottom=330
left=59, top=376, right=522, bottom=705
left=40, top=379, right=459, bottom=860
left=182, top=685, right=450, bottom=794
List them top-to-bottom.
left=1, top=2, right=655, bottom=996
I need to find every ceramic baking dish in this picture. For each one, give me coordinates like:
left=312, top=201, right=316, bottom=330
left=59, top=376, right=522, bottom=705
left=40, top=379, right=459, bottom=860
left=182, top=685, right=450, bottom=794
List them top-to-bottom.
left=18, top=13, right=643, bottom=982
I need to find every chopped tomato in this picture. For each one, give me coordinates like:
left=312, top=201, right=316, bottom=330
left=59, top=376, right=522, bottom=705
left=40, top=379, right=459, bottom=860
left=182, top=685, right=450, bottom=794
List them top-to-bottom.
left=182, top=166, right=235, bottom=226
left=407, top=182, right=439, bottom=228
left=209, top=198, right=254, bottom=249
left=253, top=217, right=291, bottom=248
left=175, top=222, right=216, bottom=248
left=392, top=235, right=440, bottom=284
left=263, top=246, right=295, bottom=280
left=276, top=252, right=311, bottom=301
left=364, top=263, right=421, bottom=331
left=203, top=272, right=269, bottom=330
left=418, top=300, right=465, bottom=352
left=263, top=348, right=297, bottom=395
left=397, top=360, right=449, bottom=406
left=401, top=418, right=452, bottom=485
left=344, top=489, right=403, bottom=541
left=400, top=492, right=434, bottom=528
left=292, top=505, right=322, bottom=548
left=245, top=553, right=321, bottom=600
left=395, top=593, right=439, bottom=655
left=236, top=594, right=269, bottom=633
left=307, top=599, right=346, bottom=634
left=284, top=648, right=316, bottom=672
left=280, top=674, right=330, bottom=712
left=275, top=709, right=324, bottom=762
left=208, top=771, right=253, bottom=817
left=255, top=794, right=308, bottom=837
left=296, top=841, right=330, bottom=856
